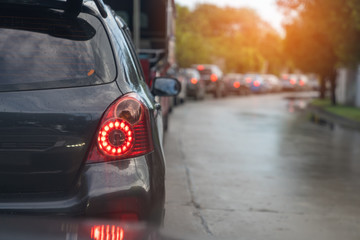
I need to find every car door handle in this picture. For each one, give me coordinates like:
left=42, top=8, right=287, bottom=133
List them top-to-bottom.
left=155, top=103, right=161, bottom=110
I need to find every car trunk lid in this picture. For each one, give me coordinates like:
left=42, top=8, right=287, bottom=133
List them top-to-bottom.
left=0, top=84, right=121, bottom=193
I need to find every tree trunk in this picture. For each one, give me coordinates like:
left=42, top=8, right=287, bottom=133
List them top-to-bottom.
left=330, top=69, right=337, bottom=105
left=319, top=75, right=326, bottom=99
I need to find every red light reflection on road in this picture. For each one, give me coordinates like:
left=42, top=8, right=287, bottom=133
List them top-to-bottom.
left=91, top=225, right=124, bottom=240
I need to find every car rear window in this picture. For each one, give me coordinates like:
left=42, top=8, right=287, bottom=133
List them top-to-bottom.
left=0, top=8, right=116, bottom=91
left=198, top=69, right=212, bottom=75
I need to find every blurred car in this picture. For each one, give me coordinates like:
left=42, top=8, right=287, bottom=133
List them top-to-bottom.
left=0, top=0, right=180, bottom=225
left=192, top=64, right=226, bottom=98
left=178, top=68, right=205, bottom=100
left=173, top=69, right=187, bottom=104
left=223, top=73, right=250, bottom=95
left=245, top=74, right=270, bottom=93
left=262, top=74, right=282, bottom=92
left=281, top=74, right=299, bottom=91
left=297, top=74, right=311, bottom=91
left=308, top=76, right=320, bottom=90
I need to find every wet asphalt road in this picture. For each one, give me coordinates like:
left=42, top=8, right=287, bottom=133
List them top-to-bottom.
left=162, top=92, right=360, bottom=240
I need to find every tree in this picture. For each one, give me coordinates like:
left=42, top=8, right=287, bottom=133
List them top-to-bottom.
left=278, top=0, right=360, bottom=104
left=175, top=4, right=284, bottom=74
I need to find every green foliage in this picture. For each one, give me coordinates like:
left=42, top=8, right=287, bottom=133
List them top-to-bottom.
left=279, top=0, right=360, bottom=73
left=175, top=4, right=284, bottom=74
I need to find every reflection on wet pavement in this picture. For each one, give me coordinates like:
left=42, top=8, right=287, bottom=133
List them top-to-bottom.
left=165, top=92, right=360, bottom=240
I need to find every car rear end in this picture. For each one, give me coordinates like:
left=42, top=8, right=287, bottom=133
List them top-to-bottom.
left=0, top=2, right=164, bottom=224
left=192, top=64, right=225, bottom=98
left=182, top=69, right=203, bottom=99
left=224, top=73, right=242, bottom=95
left=248, top=74, right=266, bottom=93
left=263, top=74, right=281, bottom=92
left=281, top=74, right=298, bottom=91
left=297, top=74, right=310, bottom=91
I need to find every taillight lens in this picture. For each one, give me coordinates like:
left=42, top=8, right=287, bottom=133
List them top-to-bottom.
left=197, top=65, right=205, bottom=71
left=210, top=74, right=218, bottom=82
left=245, top=77, right=252, bottom=83
left=190, top=78, right=198, bottom=84
left=290, top=79, right=296, bottom=85
left=253, top=80, right=260, bottom=87
left=299, top=80, right=304, bottom=86
left=233, top=82, right=241, bottom=88
left=86, top=93, right=153, bottom=163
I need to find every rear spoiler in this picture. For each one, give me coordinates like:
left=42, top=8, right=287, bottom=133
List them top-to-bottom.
left=0, top=0, right=107, bottom=17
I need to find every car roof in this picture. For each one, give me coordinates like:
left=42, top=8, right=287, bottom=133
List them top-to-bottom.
left=0, top=0, right=106, bottom=18
left=192, top=64, right=219, bottom=70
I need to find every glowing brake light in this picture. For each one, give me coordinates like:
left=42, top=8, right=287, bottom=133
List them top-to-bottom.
left=197, top=65, right=205, bottom=71
left=210, top=74, right=218, bottom=82
left=245, top=77, right=252, bottom=83
left=190, top=78, right=198, bottom=84
left=290, top=79, right=296, bottom=85
left=253, top=80, right=260, bottom=87
left=299, top=80, right=304, bottom=86
left=233, top=82, right=241, bottom=88
left=87, top=93, right=153, bottom=163
left=98, top=120, right=133, bottom=156
left=91, top=225, right=124, bottom=240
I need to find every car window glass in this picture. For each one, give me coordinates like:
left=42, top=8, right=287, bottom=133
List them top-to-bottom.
left=0, top=9, right=116, bottom=91
left=113, top=15, right=153, bottom=99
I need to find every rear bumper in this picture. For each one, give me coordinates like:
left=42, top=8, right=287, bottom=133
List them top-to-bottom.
left=204, top=81, right=217, bottom=92
left=186, top=84, right=200, bottom=96
left=225, top=84, right=243, bottom=93
left=282, top=85, right=297, bottom=91
left=250, top=86, right=263, bottom=93
left=0, top=156, right=155, bottom=221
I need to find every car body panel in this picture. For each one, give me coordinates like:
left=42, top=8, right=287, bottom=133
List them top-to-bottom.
left=0, top=83, right=121, bottom=193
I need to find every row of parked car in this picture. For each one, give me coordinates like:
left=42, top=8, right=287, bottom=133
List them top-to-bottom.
left=173, top=64, right=319, bottom=103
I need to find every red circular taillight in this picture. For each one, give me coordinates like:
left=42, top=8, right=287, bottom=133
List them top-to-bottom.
left=210, top=74, right=218, bottom=82
left=190, top=78, right=198, bottom=84
left=233, top=82, right=241, bottom=88
left=97, top=119, right=134, bottom=156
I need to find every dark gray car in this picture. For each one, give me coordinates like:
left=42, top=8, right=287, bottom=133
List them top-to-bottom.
left=0, top=0, right=179, bottom=225
left=192, top=64, right=226, bottom=98
left=178, top=68, right=205, bottom=100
